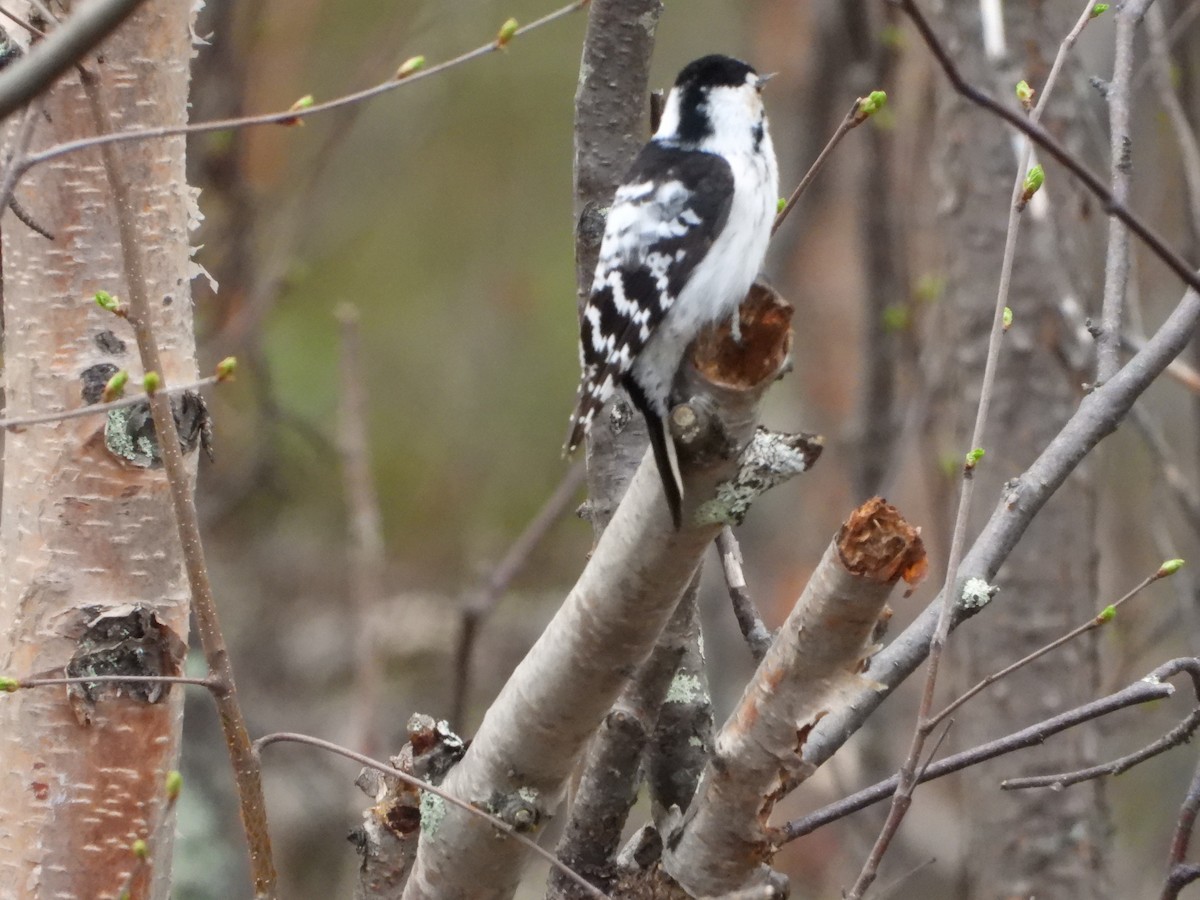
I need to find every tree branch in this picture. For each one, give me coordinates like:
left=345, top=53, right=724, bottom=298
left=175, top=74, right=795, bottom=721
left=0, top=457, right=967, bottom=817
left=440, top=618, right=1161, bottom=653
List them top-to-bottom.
left=0, top=0, right=149, bottom=121
left=797, top=0, right=1200, bottom=814
left=893, top=0, right=1200, bottom=295
left=1097, top=0, right=1155, bottom=385
left=402, top=287, right=792, bottom=899
left=664, top=499, right=925, bottom=895
left=716, top=527, right=772, bottom=662
left=781, top=658, right=1195, bottom=841
left=1161, top=757, right=1200, bottom=900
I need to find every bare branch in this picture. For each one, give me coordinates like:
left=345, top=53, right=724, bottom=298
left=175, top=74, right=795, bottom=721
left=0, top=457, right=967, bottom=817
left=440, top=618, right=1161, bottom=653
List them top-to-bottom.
left=0, top=0, right=148, bottom=121
left=17, top=0, right=589, bottom=177
left=894, top=0, right=1200, bottom=296
left=1097, top=0, right=1155, bottom=385
left=847, top=3, right=1100, bottom=892
left=772, top=96, right=880, bottom=236
left=803, top=278, right=1200, bottom=794
left=402, top=288, right=792, bottom=899
left=0, top=375, right=220, bottom=431
left=664, top=499, right=925, bottom=895
left=716, top=527, right=771, bottom=662
left=929, top=563, right=1171, bottom=728
left=548, top=578, right=699, bottom=898
left=781, top=659, right=1194, bottom=841
left=13, top=673, right=216, bottom=690
left=1002, top=706, right=1200, bottom=790
left=252, top=732, right=607, bottom=900
left=1161, top=758, right=1200, bottom=900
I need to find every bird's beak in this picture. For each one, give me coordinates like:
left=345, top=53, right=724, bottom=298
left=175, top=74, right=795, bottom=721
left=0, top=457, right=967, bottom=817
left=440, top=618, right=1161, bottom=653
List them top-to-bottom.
left=756, top=72, right=777, bottom=92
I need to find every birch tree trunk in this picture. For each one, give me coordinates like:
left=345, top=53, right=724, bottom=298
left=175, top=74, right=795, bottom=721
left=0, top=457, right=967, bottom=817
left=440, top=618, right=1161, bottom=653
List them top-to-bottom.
left=0, top=2, right=197, bottom=897
left=927, top=2, right=1109, bottom=896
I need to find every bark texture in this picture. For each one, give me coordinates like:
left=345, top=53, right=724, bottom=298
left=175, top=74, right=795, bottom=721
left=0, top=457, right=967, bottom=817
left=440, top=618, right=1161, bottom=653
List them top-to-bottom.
left=0, top=3, right=197, bottom=897
left=928, top=3, right=1109, bottom=896
left=402, top=289, right=792, bottom=900
left=665, top=499, right=924, bottom=895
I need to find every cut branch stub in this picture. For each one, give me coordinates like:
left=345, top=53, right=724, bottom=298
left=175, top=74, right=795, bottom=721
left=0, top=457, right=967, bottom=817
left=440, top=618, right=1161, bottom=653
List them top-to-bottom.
left=689, top=280, right=793, bottom=390
left=838, top=496, right=928, bottom=586
left=662, top=498, right=926, bottom=896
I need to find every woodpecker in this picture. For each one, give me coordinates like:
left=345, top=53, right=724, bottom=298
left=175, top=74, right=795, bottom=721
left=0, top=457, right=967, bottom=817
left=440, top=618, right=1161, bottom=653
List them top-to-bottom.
left=565, top=54, right=779, bottom=527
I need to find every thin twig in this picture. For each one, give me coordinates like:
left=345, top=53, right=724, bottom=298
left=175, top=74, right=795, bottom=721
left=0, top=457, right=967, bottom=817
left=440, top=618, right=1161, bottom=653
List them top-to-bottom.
left=0, top=0, right=148, bottom=120
left=16, top=0, right=589, bottom=178
left=893, top=0, right=1200, bottom=296
left=1097, top=0, right=1154, bottom=385
left=845, top=4, right=1100, bottom=895
left=1145, top=4, right=1200, bottom=240
left=0, top=5, right=48, bottom=39
left=81, top=68, right=277, bottom=898
left=771, top=98, right=872, bottom=236
left=0, top=99, right=39, bottom=228
left=336, top=305, right=386, bottom=757
left=0, top=375, right=220, bottom=431
left=451, top=461, right=585, bottom=727
left=715, top=526, right=772, bottom=661
left=928, top=564, right=1170, bottom=728
left=780, top=658, right=1197, bottom=842
left=14, top=674, right=217, bottom=690
left=1001, top=706, right=1200, bottom=790
left=251, top=731, right=609, bottom=900
left=1162, top=757, right=1200, bottom=900
left=1162, top=863, right=1200, bottom=900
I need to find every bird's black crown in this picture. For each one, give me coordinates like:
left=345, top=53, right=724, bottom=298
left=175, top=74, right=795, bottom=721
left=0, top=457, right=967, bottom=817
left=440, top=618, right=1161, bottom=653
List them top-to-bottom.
left=674, top=54, right=757, bottom=90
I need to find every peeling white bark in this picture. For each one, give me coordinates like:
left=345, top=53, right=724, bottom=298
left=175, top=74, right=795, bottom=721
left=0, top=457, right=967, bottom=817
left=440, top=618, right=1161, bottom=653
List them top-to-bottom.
left=0, top=3, right=197, bottom=898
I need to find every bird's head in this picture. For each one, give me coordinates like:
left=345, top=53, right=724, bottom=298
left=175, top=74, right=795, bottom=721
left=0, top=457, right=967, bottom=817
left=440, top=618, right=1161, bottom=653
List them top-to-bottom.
left=655, top=54, right=773, bottom=156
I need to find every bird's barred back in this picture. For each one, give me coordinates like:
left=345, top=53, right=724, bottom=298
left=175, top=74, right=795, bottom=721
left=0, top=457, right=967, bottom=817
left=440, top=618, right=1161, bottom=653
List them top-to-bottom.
left=565, top=144, right=734, bottom=452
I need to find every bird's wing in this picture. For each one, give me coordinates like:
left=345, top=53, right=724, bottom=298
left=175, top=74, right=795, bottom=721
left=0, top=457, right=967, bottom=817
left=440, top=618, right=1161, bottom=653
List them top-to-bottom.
left=565, top=144, right=734, bottom=452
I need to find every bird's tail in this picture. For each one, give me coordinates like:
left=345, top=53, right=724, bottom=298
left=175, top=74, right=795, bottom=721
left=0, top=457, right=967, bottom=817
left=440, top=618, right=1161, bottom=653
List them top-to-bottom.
left=624, top=380, right=684, bottom=528
left=644, top=409, right=684, bottom=529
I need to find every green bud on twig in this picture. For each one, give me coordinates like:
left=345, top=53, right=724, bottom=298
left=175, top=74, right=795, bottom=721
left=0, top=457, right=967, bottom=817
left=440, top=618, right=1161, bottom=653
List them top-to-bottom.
left=1090, top=3, right=1109, bottom=18
left=496, top=17, right=519, bottom=47
left=396, top=56, right=425, bottom=79
left=1015, top=79, right=1035, bottom=110
left=856, top=90, right=887, bottom=121
left=279, top=95, right=314, bottom=127
left=1017, top=164, right=1044, bottom=211
left=776, top=197, right=786, bottom=214
left=95, top=290, right=124, bottom=316
left=1003, top=307, right=1013, bottom=331
left=215, top=356, right=237, bottom=382
left=102, top=369, right=128, bottom=402
left=142, top=372, right=161, bottom=394
left=965, top=447, right=985, bottom=470
left=1158, top=558, right=1185, bottom=578
left=1097, top=604, right=1116, bottom=623
left=0, top=676, right=18, bottom=692
left=165, top=770, right=183, bottom=802
left=131, top=839, right=148, bottom=860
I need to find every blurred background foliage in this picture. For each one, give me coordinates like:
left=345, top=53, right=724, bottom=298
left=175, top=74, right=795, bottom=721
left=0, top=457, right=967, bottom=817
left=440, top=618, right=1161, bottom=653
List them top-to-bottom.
left=169, top=0, right=1200, bottom=896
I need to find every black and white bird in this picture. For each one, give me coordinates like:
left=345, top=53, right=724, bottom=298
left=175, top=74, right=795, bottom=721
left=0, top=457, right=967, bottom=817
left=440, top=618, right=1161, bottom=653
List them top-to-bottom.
left=564, top=54, right=779, bottom=527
